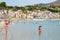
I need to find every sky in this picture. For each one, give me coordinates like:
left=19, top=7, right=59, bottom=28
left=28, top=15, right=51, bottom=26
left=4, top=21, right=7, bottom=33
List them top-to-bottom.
left=0, top=0, right=57, bottom=6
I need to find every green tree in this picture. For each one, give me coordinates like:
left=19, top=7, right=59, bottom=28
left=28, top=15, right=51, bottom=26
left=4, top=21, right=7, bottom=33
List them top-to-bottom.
left=0, top=2, right=6, bottom=9
left=26, top=5, right=34, bottom=11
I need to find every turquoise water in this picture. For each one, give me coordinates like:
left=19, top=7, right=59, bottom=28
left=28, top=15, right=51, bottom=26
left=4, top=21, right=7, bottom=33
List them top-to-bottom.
left=0, top=20, right=60, bottom=40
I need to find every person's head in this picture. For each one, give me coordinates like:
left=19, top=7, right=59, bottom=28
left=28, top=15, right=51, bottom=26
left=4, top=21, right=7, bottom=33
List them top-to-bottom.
left=39, top=26, right=42, bottom=27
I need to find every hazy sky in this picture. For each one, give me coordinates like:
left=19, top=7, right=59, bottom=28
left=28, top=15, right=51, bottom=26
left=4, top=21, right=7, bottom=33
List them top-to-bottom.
left=0, top=0, right=57, bottom=6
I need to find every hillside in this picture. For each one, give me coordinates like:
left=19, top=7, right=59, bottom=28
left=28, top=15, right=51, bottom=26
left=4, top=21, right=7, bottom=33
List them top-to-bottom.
left=0, top=1, right=60, bottom=13
left=44, top=1, right=60, bottom=7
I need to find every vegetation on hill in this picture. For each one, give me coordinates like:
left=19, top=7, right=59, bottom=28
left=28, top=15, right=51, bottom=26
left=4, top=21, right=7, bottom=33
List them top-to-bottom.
left=0, top=2, right=60, bottom=13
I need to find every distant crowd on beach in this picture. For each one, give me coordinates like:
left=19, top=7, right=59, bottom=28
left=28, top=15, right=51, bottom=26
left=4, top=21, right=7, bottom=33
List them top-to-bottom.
left=0, top=9, right=60, bottom=20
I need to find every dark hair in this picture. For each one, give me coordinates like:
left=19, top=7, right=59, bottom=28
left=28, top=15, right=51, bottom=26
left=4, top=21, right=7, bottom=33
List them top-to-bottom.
left=39, top=26, right=42, bottom=27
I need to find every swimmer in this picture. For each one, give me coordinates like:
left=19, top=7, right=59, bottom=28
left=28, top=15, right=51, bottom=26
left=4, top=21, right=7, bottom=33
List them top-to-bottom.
left=38, top=26, right=42, bottom=36
left=39, top=26, right=42, bottom=32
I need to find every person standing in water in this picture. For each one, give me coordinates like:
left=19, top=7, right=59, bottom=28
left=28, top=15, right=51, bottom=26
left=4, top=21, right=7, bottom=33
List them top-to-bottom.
left=4, top=20, right=10, bottom=40
left=38, top=26, right=42, bottom=40
left=39, top=26, right=42, bottom=32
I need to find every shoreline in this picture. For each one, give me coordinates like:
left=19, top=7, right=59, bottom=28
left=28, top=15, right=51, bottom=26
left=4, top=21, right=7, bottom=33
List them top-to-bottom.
left=0, top=18, right=60, bottom=22
left=31, top=19, right=60, bottom=21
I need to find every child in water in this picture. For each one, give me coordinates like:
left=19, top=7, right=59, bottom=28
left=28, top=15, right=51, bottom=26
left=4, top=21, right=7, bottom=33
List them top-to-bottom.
left=39, top=26, right=42, bottom=32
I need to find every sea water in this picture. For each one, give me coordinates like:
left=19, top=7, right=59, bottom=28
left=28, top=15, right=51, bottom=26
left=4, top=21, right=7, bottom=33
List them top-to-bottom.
left=0, top=20, right=60, bottom=40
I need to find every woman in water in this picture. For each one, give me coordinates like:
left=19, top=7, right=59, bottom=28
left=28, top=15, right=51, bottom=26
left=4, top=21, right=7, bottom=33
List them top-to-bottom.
left=38, top=26, right=42, bottom=39
left=39, top=26, right=42, bottom=32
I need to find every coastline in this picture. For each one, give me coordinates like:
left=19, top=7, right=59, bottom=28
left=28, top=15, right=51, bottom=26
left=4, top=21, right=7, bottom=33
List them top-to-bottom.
left=19, top=19, right=60, bottom=22
left=31, top=19, right=60, bottom=21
